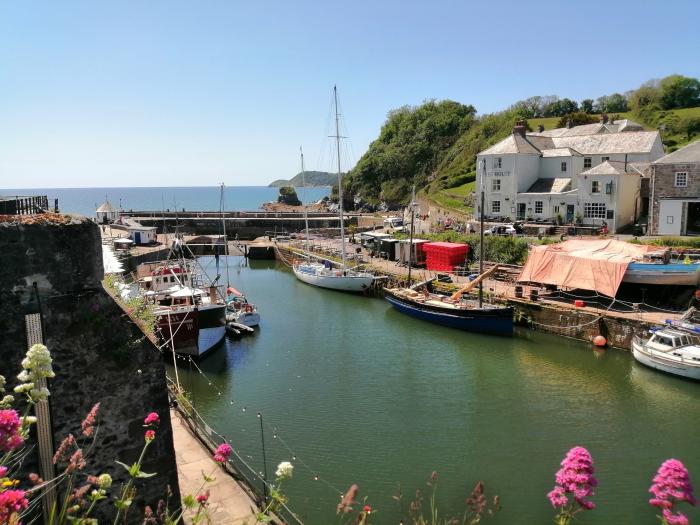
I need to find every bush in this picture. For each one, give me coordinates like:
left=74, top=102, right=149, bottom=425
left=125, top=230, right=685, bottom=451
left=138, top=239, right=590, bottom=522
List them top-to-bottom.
left=278, top=186, right=301, bottom=206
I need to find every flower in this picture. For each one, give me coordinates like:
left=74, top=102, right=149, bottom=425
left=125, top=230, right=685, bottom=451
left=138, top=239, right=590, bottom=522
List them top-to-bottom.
left=16, top=344, right=55, bottom=402
left=0, top=375, right=5, bottom=392
left=0, top=395, right=14, bottom=408
left=81, top=403, right=100, bottom=437
left=0, top=409, right=24, bottom=453
left=144, top=412, right=160, bottom=426
left=145, top=430, right=156, bottom=442
left=53, top=434, right=76, bottom=465
left=213, top=443, right=233, bottom=463
left=547, top=446, right=597, bottom=511
left=66, top=449, right=86, bottom=473
left=649, top=459, right=696, bottom=525
left=275, top=461, right=294, bottom=480
left=0, top=466, right=7, bottom=478
left=28, top=473, right=43, bottom=485
left=97, top=473, right=112, bottom=489
left=337, top=484, right=359, bottom=514
left=0, top=489, right=29, bottom=524
left=196, top=491, right=210, bottom=505
left=363, top=505, right=372, bottom=514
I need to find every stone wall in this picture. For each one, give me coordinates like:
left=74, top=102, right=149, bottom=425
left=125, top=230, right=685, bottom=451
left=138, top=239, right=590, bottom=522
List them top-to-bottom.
left=650, top=161, right=700, bottom=234
left=0, top=215, right=180, bottom=522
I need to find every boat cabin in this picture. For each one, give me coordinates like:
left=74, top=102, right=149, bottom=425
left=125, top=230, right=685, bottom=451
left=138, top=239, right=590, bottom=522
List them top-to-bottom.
left=647, top=329, right=699, bottom=355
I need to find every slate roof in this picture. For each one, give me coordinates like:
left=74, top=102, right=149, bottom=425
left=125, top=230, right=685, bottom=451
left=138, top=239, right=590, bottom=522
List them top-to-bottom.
left=478, top=133, right=541, bottom=155
left=652, top=140, right=700, bottom=164
left=541, top=147, right=583, bottom=157
left=580, top=160, right=649, bottom=176
left=524, top=178, right=573, bottom=193
left=96, top=201, right=118, bottom=213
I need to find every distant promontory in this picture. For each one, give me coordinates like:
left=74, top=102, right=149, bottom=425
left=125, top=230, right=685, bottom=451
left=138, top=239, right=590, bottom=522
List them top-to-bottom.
left=268, top=171, right=337, bottom=187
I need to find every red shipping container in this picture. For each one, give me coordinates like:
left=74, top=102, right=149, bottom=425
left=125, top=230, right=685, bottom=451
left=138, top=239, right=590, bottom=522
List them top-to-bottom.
left=423, top=242, right=469, bottom=272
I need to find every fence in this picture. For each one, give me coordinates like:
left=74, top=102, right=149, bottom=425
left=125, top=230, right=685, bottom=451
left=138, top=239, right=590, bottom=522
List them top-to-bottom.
left=0, top=195, right=50, bottom=215
left=166, top=378, right=304, bottom=525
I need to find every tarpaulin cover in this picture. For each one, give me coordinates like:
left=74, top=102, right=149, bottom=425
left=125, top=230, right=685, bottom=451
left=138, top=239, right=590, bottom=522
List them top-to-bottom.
left=518, top=239, right=658, bottom=297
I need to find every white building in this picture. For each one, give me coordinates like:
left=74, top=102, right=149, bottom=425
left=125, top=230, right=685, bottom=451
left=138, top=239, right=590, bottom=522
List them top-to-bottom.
left=475, top=119, right=665, bottom=232
left=95, top=201, right=120, bottom=223
left=128, top=225, right=158, bottom=245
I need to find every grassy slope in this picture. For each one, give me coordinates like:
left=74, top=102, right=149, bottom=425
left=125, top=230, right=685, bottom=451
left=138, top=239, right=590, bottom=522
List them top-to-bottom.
left=427, top=181, right=476, bottom=213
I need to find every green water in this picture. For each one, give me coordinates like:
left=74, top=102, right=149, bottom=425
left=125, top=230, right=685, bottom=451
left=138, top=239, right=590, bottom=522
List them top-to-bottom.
left=171, top=256, right=700, bottom=525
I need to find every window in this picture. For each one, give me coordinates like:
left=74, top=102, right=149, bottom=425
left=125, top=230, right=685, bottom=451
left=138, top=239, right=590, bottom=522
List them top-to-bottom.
left=602, top=156, right=610, bottom=162
left=493, top=157, right=502, bottom=169
left=584, top=157, right=592, bottom=169
left=561, top=162, right=567, bottom=172
left=675, top=172, right=688, bottom=187
left=492, top=179, right=501, bottom=192
left=591, top=181, right=600, bottom=193
left=605, top=182, right=614, bottom=195
left=491, top=200, right=501, bottom=213
left=535, top=201, right=543, bottom=214
left=584, top=202, right=606, bottom=219
left=553, top=205, right=560, bottom=214
left=606, top=209, right=615, bottom=219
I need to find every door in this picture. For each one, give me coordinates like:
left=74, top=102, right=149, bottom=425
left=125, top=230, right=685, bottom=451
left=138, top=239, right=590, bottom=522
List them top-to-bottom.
left=658, top=201, right=682, bottom=235
left=686, top=202, right=700, bottom=236
left=517, top=203, right=526, bottom=220
left=566, top=205, right=575, bottom=223
left=134, top=232, right=141, bottom=244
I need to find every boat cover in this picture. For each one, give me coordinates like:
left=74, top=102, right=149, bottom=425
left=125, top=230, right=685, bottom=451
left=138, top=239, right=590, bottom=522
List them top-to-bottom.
left=518, top=239, right=658, bottom=297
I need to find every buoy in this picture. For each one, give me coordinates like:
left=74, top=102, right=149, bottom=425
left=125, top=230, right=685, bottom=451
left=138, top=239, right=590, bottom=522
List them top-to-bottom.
left=574, top=299, right=585, bottom=308
left=593, top=335, right=607, bottom=347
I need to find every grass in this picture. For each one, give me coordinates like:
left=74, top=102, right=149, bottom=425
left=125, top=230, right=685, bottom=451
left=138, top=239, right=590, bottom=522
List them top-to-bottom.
left=427, top=180, right=476, bottom=214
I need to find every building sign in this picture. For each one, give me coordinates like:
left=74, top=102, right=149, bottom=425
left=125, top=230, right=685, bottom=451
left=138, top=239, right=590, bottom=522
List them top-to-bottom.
left=487, top=170, right=511, bottom=177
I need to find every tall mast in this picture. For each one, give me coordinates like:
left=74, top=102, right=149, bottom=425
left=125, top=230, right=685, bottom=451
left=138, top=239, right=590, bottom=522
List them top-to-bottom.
left=333, top=85, right=347, bottom=270
left=300, top=147, right=311, bottom=255
left=479, top=158, right=485, bottom=308
left=220, top=183, right=230, bottom=289
left=407, top=185, right=416, bottom=286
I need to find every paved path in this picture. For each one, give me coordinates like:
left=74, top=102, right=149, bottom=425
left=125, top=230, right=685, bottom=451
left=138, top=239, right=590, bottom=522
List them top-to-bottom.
left=171, top=409, right=259, bottom=524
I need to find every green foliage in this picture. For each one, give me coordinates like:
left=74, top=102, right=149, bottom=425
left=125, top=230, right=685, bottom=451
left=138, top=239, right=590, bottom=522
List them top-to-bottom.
left=658, top=75, right=700, bottom=110
left=594, top=93, right=629, bottom=113
left=544, top=97, right=579, bottom=117
left=345, top=99, right=477, bottom=205
left=580, top=99, right=594, bottom=113
left=556, top=112, right=598, bottom=128
left=269, top=171, right=337, bottom=188
left=277, top=186, right=301, bottom=206
left=636, top=237, right=700, bottom=249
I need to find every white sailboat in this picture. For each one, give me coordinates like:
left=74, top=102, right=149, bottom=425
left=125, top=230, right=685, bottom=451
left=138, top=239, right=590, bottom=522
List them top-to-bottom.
left=293, top=86, right=374, bottom=293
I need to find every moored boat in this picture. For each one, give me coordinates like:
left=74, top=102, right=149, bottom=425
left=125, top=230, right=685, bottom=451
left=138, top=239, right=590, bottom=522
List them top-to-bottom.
left=623, top=260, right=700, bottom=286
left=632, top=328, right=700, bottom=381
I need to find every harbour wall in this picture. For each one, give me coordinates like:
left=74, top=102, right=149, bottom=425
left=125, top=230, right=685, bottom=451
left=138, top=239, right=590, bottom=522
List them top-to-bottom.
left=0, top=215, right=180, bottom=521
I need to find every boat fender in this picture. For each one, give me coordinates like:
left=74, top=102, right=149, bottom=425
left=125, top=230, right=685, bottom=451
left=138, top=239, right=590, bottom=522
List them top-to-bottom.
left=244, top=305, right=253, bottom=313
left=593, top=335, right=607, bottom=347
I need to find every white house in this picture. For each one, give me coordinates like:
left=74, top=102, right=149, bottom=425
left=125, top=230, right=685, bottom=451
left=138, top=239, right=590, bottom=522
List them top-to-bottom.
left=475, top=119, right=665, bottom=232
left=95, top=201, right=120, bottom=223
left=128, top=225, right=158, bottom=245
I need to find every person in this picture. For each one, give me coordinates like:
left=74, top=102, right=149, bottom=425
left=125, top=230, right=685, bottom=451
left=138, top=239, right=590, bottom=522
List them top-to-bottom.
left=600, top=221, right=608, bottom=235
left=688, top=289, right=700, bottom=309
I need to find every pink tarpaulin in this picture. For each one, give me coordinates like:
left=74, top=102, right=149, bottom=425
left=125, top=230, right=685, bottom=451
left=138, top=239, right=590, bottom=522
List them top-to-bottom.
left=518, top=239, right=658, bottom=297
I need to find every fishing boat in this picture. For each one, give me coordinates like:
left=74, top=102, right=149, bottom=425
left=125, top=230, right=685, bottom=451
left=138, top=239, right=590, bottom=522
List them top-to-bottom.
left=292, top=86, right=374, bottom=293
left=384, top=159, right=513, bottom=336
left=622, top=254, right=700, bottom=286
left=632, top=324, right=700, bottom=381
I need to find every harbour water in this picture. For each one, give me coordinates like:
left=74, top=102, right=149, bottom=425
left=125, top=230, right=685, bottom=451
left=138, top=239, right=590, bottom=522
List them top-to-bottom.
left=0, top=186, right=331, bottom=217
left=170, top=256, right=700, bottom=525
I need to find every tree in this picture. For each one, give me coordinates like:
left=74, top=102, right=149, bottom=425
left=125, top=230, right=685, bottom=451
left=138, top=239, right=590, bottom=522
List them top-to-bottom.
left=658, top=75, right=700, bottom=109
left=628, top=83, right=662, bottom=114
left=595, top=93, right=628, bottom=113
left=544, top=98, right=578, bottom=117
left=580, top=99, right=594, bottom=113
left=557, top=112, right=599, bottom=128
left=678, top=116, right=700, bottom=141
left=277, top=186, right=301, bottom=206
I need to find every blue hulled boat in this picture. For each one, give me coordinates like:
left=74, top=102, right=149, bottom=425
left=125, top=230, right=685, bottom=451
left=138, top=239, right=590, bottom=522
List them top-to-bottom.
left=623, top=260, right=700, bottom=286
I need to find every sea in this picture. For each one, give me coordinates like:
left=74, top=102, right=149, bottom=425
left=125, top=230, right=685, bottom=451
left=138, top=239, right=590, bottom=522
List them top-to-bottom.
left=0, top=186, right=331, bottom=217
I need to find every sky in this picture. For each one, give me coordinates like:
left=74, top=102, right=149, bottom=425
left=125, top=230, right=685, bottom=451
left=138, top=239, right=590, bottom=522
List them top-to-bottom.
left=1, top=0, right=699, bottom=188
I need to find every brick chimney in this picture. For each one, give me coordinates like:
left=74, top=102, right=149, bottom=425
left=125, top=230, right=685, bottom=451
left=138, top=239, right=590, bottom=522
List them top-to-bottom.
left=513, top=120, right=527, bottom=137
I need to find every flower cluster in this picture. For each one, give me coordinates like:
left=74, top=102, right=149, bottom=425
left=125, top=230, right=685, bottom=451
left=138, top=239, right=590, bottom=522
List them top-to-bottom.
left=15, top=344, right=54, bottom=402
left=0, top=375, right=13, bottom=408
left=81, top=403, right=100, bottom=438
left=0, top=409, right=24, bottom=453
left=144, top=412, right=160, bottom=426
left=145, top=430, right=156, bottom=442
left=213, top=443, right=232, bottom=464
left=547, top=446, right=597, bottom=511
left=649, top=459, right=697, bottom=525
left=275, top=461, right=294, bottom=480
left=0, top=489, right=29, bottom=524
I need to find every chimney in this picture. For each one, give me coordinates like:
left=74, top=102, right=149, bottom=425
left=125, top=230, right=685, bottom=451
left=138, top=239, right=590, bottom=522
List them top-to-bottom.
left=601, top=113, right=609, bottom=124
left=513, top=120, right=527, bottom=137
left=538, top=124, right=545, bottom=132
left=624, top=153, right=628, bottom=172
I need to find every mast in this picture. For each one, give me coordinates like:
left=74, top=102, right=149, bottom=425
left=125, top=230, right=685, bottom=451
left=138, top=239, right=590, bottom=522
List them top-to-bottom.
left=333, top=85, right=347, bottom=270
left=300, top=147, right=311, bottom=256
left=479, top=158, right=485, bottom=308
left=220, top=183, right=231, bottom=290
left=407, top=185, right=416, bottom=286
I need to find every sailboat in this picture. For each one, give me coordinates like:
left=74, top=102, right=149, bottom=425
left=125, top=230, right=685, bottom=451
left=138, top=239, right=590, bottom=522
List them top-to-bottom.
left=292, top=86, right=375, bottom=293
left=383, top=164, right=513, bottom=336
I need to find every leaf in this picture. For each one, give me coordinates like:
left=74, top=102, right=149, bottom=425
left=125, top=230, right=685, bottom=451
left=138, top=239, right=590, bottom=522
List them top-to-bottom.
left=115, top=460, right=132, bottom=473
left=136, top=470, right=157, bottom=478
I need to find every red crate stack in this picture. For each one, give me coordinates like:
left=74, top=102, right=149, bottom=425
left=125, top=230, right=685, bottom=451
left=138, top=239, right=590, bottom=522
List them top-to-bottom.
left=422, top=242, right=469, bottom=272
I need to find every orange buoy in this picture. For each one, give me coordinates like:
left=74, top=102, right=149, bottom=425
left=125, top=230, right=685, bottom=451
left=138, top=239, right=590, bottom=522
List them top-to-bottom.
left=593, top=335, right=607, bottom=347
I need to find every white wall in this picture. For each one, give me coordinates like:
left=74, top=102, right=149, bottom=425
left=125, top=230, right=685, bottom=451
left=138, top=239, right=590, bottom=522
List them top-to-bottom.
left=541, top=156, right=574, bottom=178
left=658, top=200, right=683, bottom=235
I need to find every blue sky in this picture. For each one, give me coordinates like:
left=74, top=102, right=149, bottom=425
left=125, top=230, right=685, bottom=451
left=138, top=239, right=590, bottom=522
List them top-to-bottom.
left=1, top=0, right=699, bottom=188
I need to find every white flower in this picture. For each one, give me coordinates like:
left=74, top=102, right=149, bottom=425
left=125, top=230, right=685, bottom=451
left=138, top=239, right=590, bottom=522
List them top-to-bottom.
left=16, top=344, right=54, bottom=402
left=0, top=374, right=6, bottom=392
left=14, top=382, right=34, bottom=394
left=0, top=394, right=14, bottom=407
left=22, top=416, right=37, bottom=425
left=275, top=461, right=294, bottom=480
left=97, top=473, right=112, bottom=488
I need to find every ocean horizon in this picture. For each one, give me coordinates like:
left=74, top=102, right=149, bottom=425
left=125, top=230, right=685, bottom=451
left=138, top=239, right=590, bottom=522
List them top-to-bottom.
left=0, top=185, right=331, bottom=218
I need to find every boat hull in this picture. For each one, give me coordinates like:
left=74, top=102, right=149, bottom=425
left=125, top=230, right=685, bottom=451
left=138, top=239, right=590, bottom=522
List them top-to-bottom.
left=623, top=262, right=700, bottom=286
left=293, top=266, right=374, bottom=292
left=384, top=290, right=513, bottom=336
left=157, top=304, right=226, bottom=358
left=227, top=311, right=260, bottom=327
left=632, top=340, right=700, bottom=381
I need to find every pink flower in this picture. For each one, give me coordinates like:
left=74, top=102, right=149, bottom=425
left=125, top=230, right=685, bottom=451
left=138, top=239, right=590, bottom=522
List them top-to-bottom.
left=81, top=403, right=100, bottom=438
left=0, top=409, right=24, bottom=453
left=144, top=412, right=160, bottom=426
left=145, top=430, right=156, bottom=442
left=53, top=434, right=76, bottom=465
left=213, top=443, right=232, bottom=463
left=547, top=446, right=597, bottom=511
left=66, top=449, right=86, bottom=473
left=649, top=459, right=696, bottom=525
left=0, top=466, right=7, bottom=478
left=0, top=489, right=29, bottom=523
left=196, top=491, right=209, bottom=505
left=363, top=505, right=372, bottom=514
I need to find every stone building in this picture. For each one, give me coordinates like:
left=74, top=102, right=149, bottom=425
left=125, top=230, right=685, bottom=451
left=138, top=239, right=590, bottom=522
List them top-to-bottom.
left=649, top=140, right=700, bottom=236
left=95, top=200, right=120, bottom=223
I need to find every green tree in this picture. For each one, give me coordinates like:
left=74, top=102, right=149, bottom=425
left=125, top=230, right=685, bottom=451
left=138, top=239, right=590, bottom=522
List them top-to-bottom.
left=658, top=75, right=700, bottom=109
left=628, top=83, right=662, bottom=114
left=595, top=93, right=628, bottom=113
left=544, top=98, right=578, bottom=117
left=580, top=99, right=594, bottom=113
left=557, top=112, right=599, bottom=128
left=678, top=116, right=700, bottom=141
left=278, top=186, right=301, bottom=206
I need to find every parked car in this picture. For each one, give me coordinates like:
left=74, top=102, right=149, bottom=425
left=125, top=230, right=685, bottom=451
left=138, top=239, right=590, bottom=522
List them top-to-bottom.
left=486, top=224, right=517, bottom=236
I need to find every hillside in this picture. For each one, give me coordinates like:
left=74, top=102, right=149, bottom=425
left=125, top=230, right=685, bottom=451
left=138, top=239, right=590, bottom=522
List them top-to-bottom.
left=268, top=171, right=336, bottom=187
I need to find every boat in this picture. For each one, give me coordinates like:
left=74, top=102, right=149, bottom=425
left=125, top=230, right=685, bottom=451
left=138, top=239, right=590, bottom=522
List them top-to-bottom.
left=292, top=88, right=375, bottom=293
left=384, top=160, right=513, bottom=336
left=623, top=255, right=700, bottom=286
left=137, top=256, right=226, bottom=358
left=632, top=327, right=700, bottom=381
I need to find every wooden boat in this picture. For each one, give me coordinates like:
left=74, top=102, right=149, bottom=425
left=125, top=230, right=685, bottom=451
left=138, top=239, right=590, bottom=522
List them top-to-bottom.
left=623, top=260, right=700, bottom=286
left=384, top=267, right=513, bottom=336
left=632, top=326, right=700, bottom=381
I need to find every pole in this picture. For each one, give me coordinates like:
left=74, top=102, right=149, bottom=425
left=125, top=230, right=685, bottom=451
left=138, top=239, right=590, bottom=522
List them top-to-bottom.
left=333, top=85, right=347, bottom=270
left=301, top=147, right=310, bottom=256
left=479, top=159, right=485, bottom=308
left=220, top=183, right=231, bottom=290
left=407, top=185, right=416, bottom=286
left=258, top=413, right=269, bottom=504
